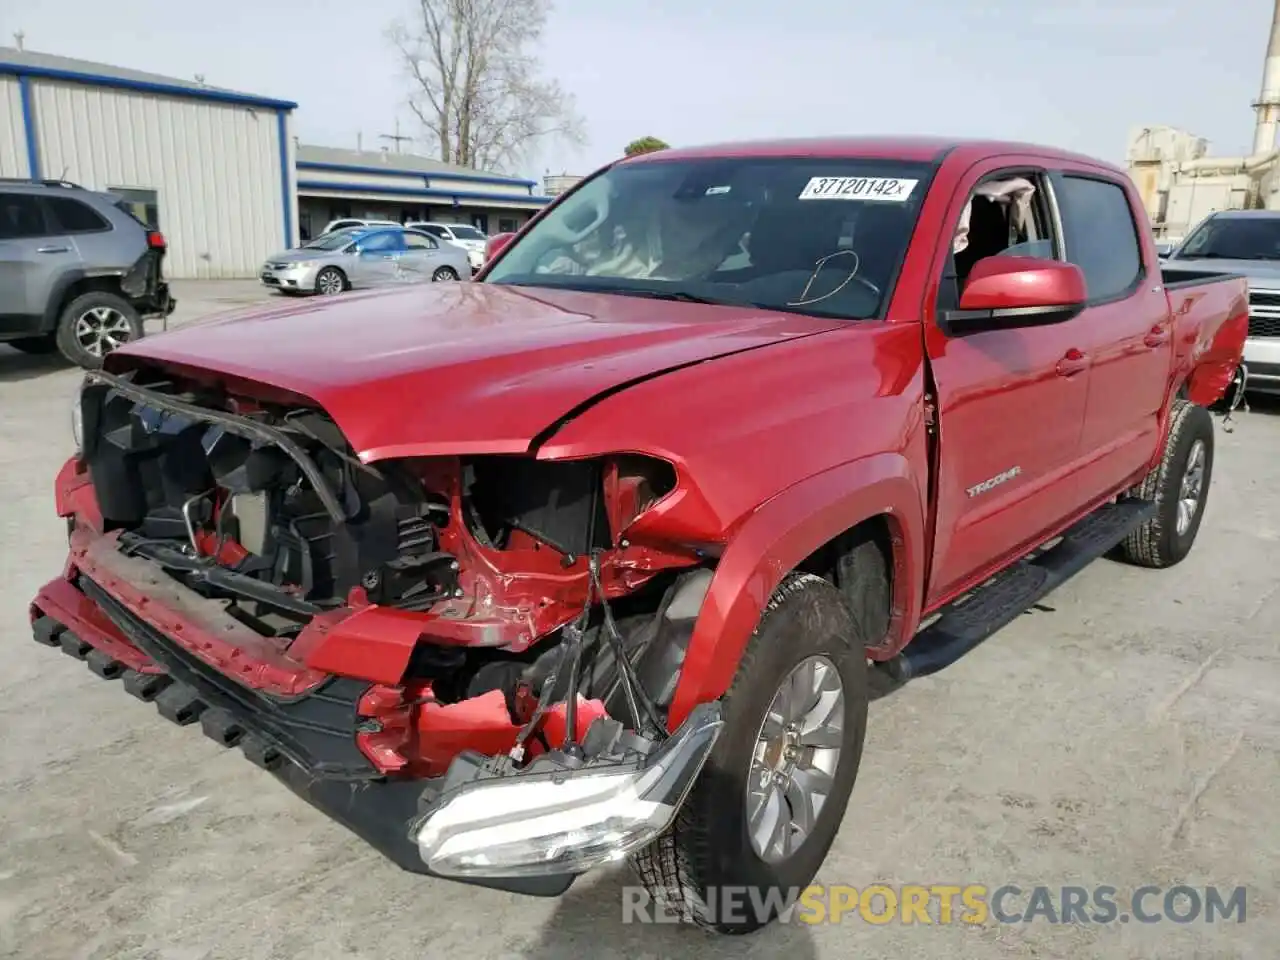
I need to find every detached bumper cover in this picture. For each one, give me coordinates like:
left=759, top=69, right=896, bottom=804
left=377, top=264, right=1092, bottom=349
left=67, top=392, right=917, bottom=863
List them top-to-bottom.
left=30, top=569, right=723, bottom=897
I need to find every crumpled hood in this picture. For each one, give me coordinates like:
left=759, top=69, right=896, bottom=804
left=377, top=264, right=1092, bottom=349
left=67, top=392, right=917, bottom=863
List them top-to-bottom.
left=111, top=282, right=843, bottom=461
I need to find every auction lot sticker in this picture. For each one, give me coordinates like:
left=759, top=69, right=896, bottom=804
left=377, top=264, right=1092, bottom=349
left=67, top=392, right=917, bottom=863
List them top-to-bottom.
left=798, top=176, right=918, bottom=202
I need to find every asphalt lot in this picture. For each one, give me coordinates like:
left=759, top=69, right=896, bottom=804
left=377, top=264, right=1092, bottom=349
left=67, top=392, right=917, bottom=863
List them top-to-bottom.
left=1, top=282, right=1277, bottom=959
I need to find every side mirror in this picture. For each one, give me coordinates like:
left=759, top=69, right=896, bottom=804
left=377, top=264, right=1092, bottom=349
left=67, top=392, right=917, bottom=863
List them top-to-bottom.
left=485, top=232, right=517, bottom=263
left=945, top=255, right=1087, bottom=334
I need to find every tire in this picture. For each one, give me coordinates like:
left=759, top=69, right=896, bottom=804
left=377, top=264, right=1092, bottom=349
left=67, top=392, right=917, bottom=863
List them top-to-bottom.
left=432, top=266, right=460, bottom=281
left=314, top=267, right=347, bottom=296
left=54, top=292, right=144, bottom=369
left=7, top=335, right=57, bottom=354
left=1115, top=398, right=1214, bottom=568
left=630, top=572, right=870, bottom=934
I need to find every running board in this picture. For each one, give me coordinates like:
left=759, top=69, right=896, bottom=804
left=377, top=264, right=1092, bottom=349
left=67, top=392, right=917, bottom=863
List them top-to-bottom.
left=881, top=498, right=1155, bottom=682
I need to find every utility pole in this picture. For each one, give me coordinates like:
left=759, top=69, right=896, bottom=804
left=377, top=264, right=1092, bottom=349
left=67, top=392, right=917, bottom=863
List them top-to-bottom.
left=13, top=31, right=25, bottom=51
left=378, top=117, right=411, bottom=154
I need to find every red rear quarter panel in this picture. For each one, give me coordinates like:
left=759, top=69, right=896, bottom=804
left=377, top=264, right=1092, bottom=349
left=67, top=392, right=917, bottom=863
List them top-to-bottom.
left=1168, top=278, right=1250, bottom=408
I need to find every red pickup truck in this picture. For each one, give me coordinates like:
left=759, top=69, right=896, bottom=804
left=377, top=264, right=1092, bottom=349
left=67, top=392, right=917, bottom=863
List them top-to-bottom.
left=31, top=137, right=1247, bottom=933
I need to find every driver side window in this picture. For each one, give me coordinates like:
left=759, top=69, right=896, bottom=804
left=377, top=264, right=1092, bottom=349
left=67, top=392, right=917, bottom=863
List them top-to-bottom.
left=939, top=172, right=1055, bottom=312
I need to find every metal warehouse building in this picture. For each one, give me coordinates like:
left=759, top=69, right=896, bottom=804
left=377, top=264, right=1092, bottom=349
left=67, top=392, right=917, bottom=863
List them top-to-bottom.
left=0, top=47, right=297, bottom=279
left=1, top=47, right=556, bottom=280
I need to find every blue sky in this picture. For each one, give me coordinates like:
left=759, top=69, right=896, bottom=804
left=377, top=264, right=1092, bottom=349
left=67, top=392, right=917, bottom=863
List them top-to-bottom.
left=1, top=0, right=1273, bottom=181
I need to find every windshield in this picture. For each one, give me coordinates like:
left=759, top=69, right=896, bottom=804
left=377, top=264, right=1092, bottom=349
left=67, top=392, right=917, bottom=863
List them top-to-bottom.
left=483, top=156, right=934, bottom=319
left=1176, top=217, right=1280, bottom=261
left=449, top=225, right=486, bottom=241
left=303, top=230, right=358, bottom=251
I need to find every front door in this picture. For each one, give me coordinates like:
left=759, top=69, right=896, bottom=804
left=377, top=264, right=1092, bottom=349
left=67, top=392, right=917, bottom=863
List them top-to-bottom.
left=923, top=160, right=1092, bottom=606
left=1048, top=171, right=1172, bottom=498
left=350, top=229, right=407, bottom=288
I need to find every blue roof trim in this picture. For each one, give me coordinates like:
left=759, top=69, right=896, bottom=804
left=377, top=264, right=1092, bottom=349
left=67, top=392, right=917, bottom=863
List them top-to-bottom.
left=0, top=61, right=298, bottom=110
left=17, top=75, right=39, bottom=178
left=277, top=111, right=293, bottom=248
left=297, top=160, right=536, bottom=189
left=297, top=179, right=552, bottom=206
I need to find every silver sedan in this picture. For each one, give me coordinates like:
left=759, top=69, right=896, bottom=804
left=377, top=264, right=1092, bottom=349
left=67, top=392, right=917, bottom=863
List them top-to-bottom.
left=260, top=226, right=472, bottom=296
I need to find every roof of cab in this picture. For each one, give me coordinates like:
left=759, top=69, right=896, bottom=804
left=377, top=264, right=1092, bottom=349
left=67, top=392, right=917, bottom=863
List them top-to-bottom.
left=619, top=136, right=1124, bottom=173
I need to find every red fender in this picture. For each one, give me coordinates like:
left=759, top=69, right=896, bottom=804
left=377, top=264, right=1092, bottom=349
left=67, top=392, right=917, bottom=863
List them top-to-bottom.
left=666, top=453, right=927, bottom=729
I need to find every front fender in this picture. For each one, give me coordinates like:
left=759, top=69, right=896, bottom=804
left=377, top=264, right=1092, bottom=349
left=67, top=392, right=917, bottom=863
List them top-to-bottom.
left=666, top=452, right=926, bottom=729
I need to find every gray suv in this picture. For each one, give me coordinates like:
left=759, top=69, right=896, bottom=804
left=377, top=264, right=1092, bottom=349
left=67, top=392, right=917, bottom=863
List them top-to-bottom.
left=0, top=179, right=175, bottom=367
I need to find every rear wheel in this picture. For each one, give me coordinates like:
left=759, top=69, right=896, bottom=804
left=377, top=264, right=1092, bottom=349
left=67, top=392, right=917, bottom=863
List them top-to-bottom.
left=432, top=266, right=460, bottom=281
left=314, top=267, right=347, bottom=296
left=55, top=292, right=144, bottom=369
left=1115, top=398, right=1214, bottom=568
left=630, top=573, right=869, bottom=933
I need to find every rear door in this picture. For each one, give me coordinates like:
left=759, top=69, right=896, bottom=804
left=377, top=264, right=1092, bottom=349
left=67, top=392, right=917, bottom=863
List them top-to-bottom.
left=923, top=157, right=1092, bottom=605
left=1047, top=170, right=1172, bottom=498
left=0, top=191, right=82, bottom=324
left=401, top=230, right=442, bottom=281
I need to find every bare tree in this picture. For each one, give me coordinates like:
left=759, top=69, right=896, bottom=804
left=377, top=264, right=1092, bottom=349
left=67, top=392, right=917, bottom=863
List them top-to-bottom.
left=388, top=0, right=586, bottom=173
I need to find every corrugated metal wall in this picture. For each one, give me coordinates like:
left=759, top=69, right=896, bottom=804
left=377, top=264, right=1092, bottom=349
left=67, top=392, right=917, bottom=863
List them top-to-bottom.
left=0, top=76, right=30, bottom=177
left=30, top=80, right=286, bottom=278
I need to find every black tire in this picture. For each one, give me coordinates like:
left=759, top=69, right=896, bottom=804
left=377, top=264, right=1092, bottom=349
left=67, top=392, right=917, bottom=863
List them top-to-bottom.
left=432, top=266, right=460, bottom=281
left=314, top=267, right=347, bottom=296
left=54, top=292, right=144, bottom=369
left=7, top=335, right=57, bottom=354
left=1115, top=399, right=1214, bottom=568
left=630, top=572, right=870, bottom=934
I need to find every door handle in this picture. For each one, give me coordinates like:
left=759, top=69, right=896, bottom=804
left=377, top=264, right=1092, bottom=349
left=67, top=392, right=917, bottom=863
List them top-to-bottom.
left=36, top=245, right=69, bottom=254
left=1143, top=325, right=1170, bottom=348
left=1056, top=348, right=1089, bottom=377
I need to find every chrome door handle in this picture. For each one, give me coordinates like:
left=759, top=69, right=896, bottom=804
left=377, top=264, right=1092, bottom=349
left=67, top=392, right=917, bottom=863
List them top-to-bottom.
left=37, top=245, right=70, bottom=254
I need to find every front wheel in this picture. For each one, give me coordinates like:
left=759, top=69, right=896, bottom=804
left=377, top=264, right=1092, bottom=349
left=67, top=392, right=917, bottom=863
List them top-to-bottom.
left=432, top=266, right=460, bottom=281
left=314, top=267, right=347, bottom=296
left=54, top=292, right=144, bottom=369
left=1115, top=398, right=1215, bottom=568
left=631, top=573, right=869, bottom=934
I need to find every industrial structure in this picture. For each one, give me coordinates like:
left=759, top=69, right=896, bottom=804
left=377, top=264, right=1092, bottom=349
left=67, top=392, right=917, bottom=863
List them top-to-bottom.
left=1128, top=0, right=1280, bottom=240
left=0, top=48, right=552, bottom=278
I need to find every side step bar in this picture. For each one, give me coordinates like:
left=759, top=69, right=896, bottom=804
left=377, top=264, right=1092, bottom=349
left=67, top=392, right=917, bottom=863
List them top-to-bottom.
left=880, top=498, right=1156, bottom=683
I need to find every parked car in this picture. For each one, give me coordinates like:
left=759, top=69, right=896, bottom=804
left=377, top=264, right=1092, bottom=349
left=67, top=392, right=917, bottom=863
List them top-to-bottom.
left=34, top=136, right=1246, bottom=937
left=0, top=178, right=174, bottom=367
left=1162, top=209, right=1280, bottom=395
left=319, top=217, right=401, bottom=236
left=406, top=221, right=488, bottom=272
left=260, top=226, right=471, bottom=295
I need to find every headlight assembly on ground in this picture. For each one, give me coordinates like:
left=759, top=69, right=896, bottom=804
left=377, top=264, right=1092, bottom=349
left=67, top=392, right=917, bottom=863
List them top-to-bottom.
left=412, top=703, right=722, bottom=879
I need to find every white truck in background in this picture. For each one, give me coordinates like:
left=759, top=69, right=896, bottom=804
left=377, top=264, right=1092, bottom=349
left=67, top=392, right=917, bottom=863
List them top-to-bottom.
left=1162, top=209, right=1280, bottom=396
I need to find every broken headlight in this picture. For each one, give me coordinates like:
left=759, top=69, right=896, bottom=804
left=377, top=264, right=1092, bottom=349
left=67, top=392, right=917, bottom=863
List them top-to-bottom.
left=71, top=389, right=84, bottom=454
left=412, top=702, right=722, bottom=879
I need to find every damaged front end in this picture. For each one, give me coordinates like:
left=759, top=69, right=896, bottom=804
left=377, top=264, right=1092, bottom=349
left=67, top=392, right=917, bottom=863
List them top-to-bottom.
left=34, top=367, right=725, bottom=892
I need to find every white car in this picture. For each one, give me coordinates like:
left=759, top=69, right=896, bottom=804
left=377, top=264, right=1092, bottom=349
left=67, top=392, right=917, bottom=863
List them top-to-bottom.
left=321, top=217, right=402, bottom=236
left=406, top=222, right=489, bottom=271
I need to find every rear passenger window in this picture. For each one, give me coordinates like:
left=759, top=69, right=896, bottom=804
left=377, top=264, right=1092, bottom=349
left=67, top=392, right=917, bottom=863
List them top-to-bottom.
left=1054, top=176, right=1143, bottom=301
left=0, top=193, right=48, bottom=239
left=45, top=196, right=111, bottom=234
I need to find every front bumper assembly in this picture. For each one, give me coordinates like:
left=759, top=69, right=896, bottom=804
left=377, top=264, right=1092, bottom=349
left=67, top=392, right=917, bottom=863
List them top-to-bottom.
left=30, top=568, right=723, bottom=896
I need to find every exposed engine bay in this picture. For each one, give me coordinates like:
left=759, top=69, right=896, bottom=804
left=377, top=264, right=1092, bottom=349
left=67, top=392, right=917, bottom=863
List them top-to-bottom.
left=77, top=368, right=710, bottom=751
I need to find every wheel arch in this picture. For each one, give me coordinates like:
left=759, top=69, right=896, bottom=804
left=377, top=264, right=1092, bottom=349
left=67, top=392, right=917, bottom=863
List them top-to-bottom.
left=42, top=270, right=126, bottom=332
left=665, top=453, right=926, bottom=729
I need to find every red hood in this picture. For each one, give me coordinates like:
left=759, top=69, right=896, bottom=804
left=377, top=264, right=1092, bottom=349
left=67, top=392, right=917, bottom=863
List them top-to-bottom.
left=114, top=283, right=842, bottom=461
